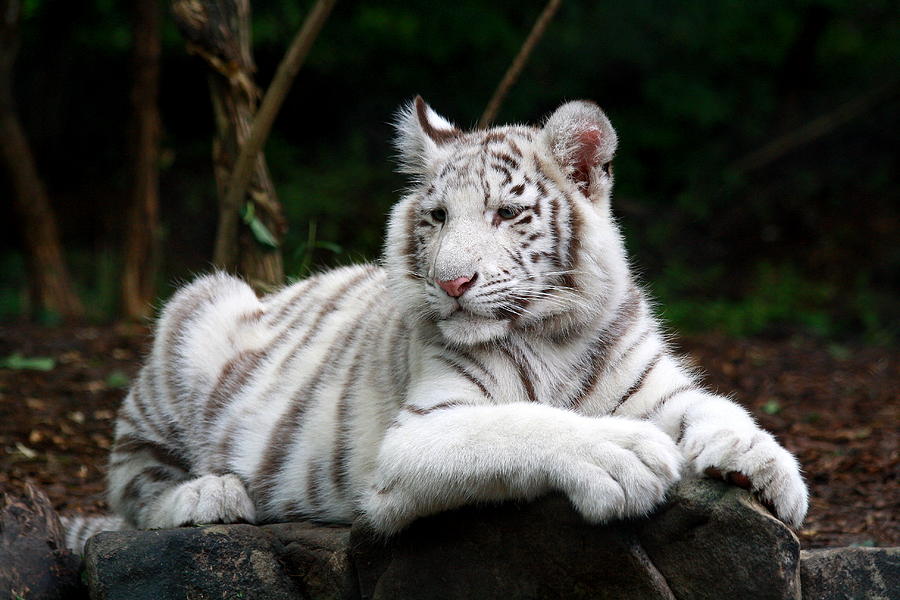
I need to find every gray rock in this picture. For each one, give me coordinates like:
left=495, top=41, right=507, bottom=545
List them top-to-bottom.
left=87, top=478, right=900, bottom=600
left=637, top=478, right=802, bottom=600
left=349, top=479, right=802, bottom=599
left=0, top=483, right=87, bottom=600
left=351, top=494, right=676, bottom=600
left=263, top=521, right=358, bottom=600
left=84, top=524, right=301, bottom=600
left=800, top=547, right=899, bottom=600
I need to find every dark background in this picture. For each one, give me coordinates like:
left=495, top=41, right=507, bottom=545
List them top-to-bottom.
left=2, top=0, right=898, bottom=343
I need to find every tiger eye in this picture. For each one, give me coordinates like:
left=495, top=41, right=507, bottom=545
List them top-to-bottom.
left=497, top=206, right=520, bottom=220
left=431, top=208, right=447, bottom=223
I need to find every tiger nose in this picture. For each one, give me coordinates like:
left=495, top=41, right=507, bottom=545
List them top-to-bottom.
left=436, top=274, right=476, bottom=298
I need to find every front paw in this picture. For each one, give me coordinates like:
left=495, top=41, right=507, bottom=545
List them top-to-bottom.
left=563, top=419, right=683, bottom=522
left=681, top=423, right=808, bottom=527
left=147, top=474, right=257, bottom=529
left=359, top=482, right=419, bottom=536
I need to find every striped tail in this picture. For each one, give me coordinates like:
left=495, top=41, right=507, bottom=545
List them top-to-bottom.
left=60, top=514, right=128, bottom=554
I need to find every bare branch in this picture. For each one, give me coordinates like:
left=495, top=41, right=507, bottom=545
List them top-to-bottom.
left=214, top=0, right=337, bottom=268
left=478, top=0, right=562, bottom=129
left=730, top=80, right=900, bottom=175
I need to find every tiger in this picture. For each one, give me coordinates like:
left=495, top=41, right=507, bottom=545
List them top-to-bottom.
left=65, top=97, right=808, bottom=551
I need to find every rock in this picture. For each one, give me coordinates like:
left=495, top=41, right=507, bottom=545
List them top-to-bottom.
left=84, top=478, right=900, bottom=600
left=350, top=478, right=803, bottom=599
left=637, top=478, right=801, bottom=600
left=348, top=479, right=801, bottom=599
left=0, top=483, right=87, bottom=600
left=351, top=494, right=676, bottom=600
left=263, top=521, right=358, bottom=600
left=84, top=524, right=301, bottom=600
left=800, top=547, right=899, bottom=600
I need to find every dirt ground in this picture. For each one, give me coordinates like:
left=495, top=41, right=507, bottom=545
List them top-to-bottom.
left=0, top=323, right=896, bottom=548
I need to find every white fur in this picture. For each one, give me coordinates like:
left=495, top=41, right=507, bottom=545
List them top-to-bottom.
left=87, top=98, right=807, bottom=552
left=145, top=474, right=256, bottom=529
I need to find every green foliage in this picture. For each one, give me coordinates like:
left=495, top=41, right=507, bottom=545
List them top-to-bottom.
left=3, top=0, right=897, bottom=345
left=241, top=202, right=280, bottom=249
left=289, top=220, right=343, bottom=281
left=650, top=262, right=894, bottom=343
left=0, top=353, right=55, bottom=371
left=105, top=370, right=130, bottom=388
left=761, top=399, right=783, bottom=415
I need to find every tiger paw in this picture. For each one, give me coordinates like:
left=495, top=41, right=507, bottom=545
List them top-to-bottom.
left=560, top=418, right=683, bottom=522
left=681, top=422, right=808, bottom=527
left=147, top=474, right=257, bottom=529
left=359, top=483, right=420, bottom=536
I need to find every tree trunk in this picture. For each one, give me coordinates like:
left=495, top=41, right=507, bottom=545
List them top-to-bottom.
left=0, top=0, right=83, bottom=320
left=121, top=0, right=162, bottom=320
left=171, top=0, right=286, bottom=292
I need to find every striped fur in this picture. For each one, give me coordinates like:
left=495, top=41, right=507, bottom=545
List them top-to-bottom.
left=74, top=98, right=807, bottom=550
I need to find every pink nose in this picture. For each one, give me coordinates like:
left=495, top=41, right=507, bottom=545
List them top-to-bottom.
left=436, top=275, right=475, bottom=298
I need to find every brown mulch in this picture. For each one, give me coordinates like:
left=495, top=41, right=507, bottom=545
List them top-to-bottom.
left=0, top=323, right=896, bottom=549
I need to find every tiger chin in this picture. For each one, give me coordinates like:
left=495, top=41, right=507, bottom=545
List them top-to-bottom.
left=66, top=96, right=808, bottom=551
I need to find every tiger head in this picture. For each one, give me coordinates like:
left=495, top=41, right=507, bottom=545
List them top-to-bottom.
left=385, top=97, right=630, bottom=346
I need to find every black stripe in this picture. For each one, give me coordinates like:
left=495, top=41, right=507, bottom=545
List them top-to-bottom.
left=481, top=132, right=506, bottom=145
left=493, top=152, right=519, bottom=170
left=404, top=201, right=420, bottom=275
left=562, top=205, right=582, bottom=289
left=514, top=214, right=533, bottom=226
left=258, top=268, right=379, bottom=400
left=264, top=278, right=317, bottom=327
left=163, top=279, right=219, bottom=411
left=252, top=287, right=380, bottom=508
left=569, top=287, right=642, bottom=409
left=330, top=326, right=371, bottom=497
left=609, top=328, right=651, bottom=372
left=501, top=345, right=538, bottom=403
left=453, top=348, right=498, bottom=385
left=204, top=349, right=264, bottom=422
left=610, top=352, right=662, bottom=414
left=434, top=355, right=493, bottom=400
left=641, top=384, right=696, bottom=419
left=125, top=385, right=160, bottom=439
left=403, top=400, right=466, bottom=416
left=676, top=415, right=689, bottom=444
left=212, top=418, right=242, bottom=475
left=112, top=433, right=192, bottom=473
left=305, top=460, right=325, bottom=511
left=122, top=465, right=180, bottom=502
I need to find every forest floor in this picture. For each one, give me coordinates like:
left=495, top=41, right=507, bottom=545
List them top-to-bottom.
left=0, top=323, right=896, bottom=549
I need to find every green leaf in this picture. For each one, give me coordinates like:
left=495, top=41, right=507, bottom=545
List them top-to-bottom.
left=240, top=201, right=255, bottom=223
left=241, top=202, right=279, bottom=249
left=248, top=217, right=279, bottom=248
left=314, top=241, right=343, bottom=254
left=0, top=353, right=55, bottom=371
left=105, top=370, right=130, bottom=388
left=761, top=399, right=782, bottom=415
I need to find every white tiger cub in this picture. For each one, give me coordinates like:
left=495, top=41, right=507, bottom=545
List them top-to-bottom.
left=93, top=97, right=808, bottom=547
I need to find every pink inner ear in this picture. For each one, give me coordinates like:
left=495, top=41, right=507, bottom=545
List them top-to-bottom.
left=573, top=129, right=603, bottom=195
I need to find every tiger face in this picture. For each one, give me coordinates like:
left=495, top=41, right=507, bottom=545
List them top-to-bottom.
left=386, top=97, right=625, bottom=346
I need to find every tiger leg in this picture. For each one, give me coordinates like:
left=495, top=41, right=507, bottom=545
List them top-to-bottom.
left=108, top=396, right=256, bottom=529
left=361, top=402, right=682, bottom=534
left=109, top=447, right=256, bottom=530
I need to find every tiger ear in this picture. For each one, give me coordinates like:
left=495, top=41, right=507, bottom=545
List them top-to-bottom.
left=394, top=96, right=461, bottom=176
left=543, top=100, right=618, bottom=198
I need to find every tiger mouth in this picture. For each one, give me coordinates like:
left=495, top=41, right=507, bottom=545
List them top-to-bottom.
left=438, top=301, right=522, bottom=324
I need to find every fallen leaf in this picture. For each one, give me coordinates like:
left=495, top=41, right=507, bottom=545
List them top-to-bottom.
left=15, top=442, right=37, bottom=459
